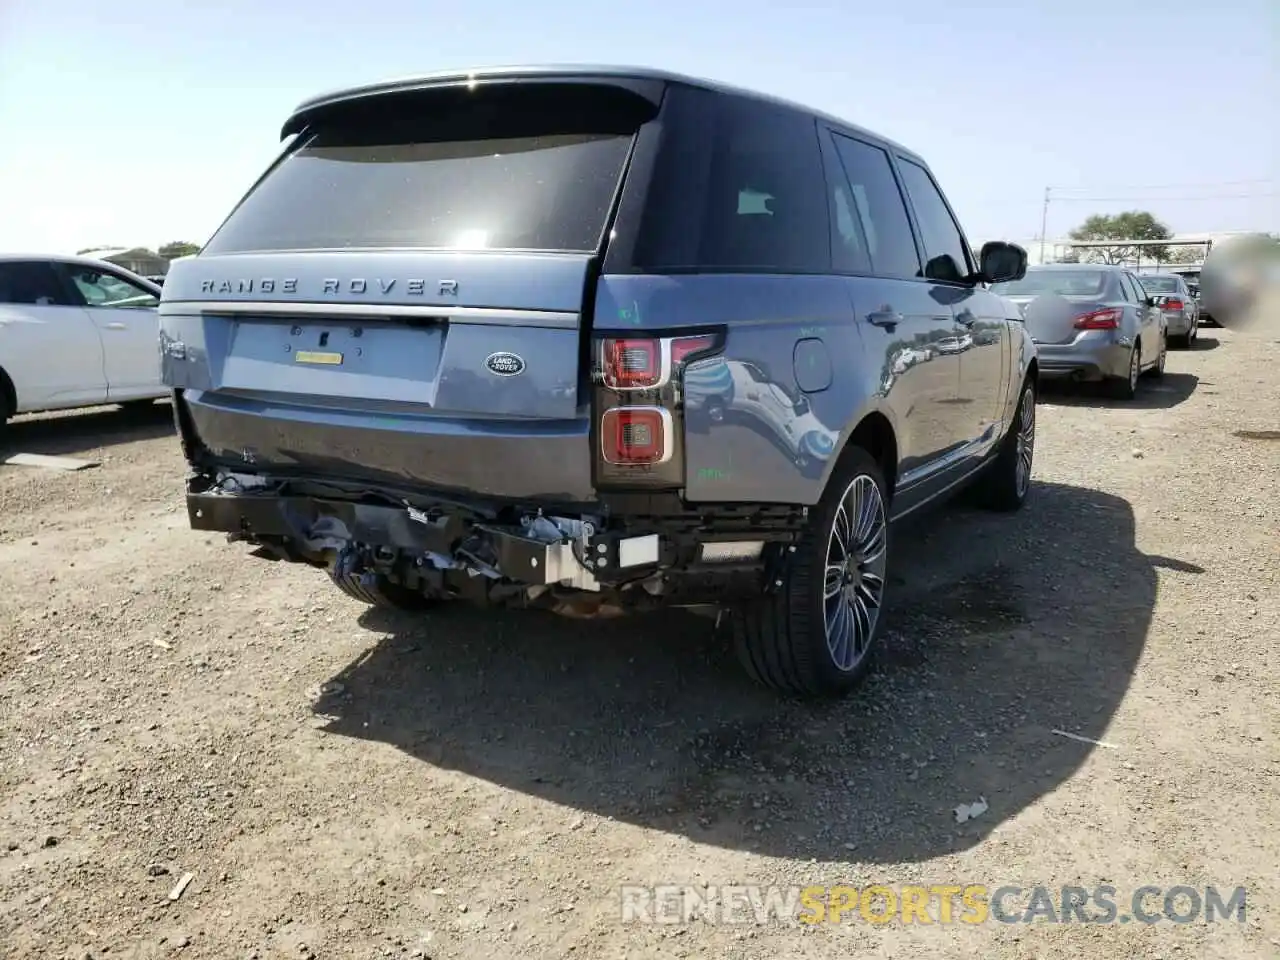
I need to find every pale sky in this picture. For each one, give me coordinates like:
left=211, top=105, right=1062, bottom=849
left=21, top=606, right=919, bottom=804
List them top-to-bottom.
left=0, top=0, right=1275, bottom=255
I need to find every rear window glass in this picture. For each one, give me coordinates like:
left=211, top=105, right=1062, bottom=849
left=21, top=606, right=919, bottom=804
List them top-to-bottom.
left=203, top=86, right=649, bottom=255
left=628, top=87, right=831, bottom=273
left=991, top=269, right=1110, bottom=297
left=1137, top=275, right=1180, bottom=293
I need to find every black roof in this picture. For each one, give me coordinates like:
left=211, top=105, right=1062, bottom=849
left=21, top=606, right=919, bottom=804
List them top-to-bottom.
left=281, top=64, right=923, bottom=163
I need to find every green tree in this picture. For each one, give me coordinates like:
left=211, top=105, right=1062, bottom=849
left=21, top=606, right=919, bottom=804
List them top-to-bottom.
left=1067, top=211, right=1173, bottom=264
left=158, top=241, right=202, bottom=260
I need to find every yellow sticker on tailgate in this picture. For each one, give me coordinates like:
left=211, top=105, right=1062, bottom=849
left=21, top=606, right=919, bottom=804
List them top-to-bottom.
left=294, top=351, right=343, bottom=366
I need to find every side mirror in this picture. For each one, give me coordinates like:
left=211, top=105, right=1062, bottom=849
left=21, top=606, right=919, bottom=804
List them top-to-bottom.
left=979, top=241, right=1028, bottom=284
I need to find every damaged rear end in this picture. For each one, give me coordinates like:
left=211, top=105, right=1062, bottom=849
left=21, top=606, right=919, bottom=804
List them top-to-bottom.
left=162, top=70, right=798, bottom=613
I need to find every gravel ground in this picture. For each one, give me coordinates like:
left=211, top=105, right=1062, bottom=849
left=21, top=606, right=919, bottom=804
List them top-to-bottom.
left=1, top=326, right=1277, bottom=960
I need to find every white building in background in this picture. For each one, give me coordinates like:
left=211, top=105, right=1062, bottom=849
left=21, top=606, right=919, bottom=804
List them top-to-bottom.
left=986, top=231, right=1267, bottom=267
left=76, top=246, right=169, bottom=277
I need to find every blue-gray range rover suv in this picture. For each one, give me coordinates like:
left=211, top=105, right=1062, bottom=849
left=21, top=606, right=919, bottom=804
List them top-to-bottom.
left=160, top=65, right=1038, bottom=698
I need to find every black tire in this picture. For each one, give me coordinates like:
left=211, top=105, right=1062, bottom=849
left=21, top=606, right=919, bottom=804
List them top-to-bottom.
left=1146, top=335, right=1167, bottom=378
left=1107, top=343, right=1140, bottom=400
left=0, top=369, right=14, bottom=431
left=973, top=377, right=1036, bottom=512
left=730, top=446, right=890, bottom=698
left=330, top=567, right=437, bottom=611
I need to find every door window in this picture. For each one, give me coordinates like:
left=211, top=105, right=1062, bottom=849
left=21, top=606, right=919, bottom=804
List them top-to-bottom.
left=828, top=134, right=921, bottom=279
left=896, top=158, right=973, bottom=284
left=830, top=185, right=872, bottom=273
left=0, top=261, right=73, bottom=306
left=65, top=266, right=159, bottom=309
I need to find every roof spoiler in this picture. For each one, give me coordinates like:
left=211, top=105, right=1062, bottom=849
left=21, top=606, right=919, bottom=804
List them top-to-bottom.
left=280, top=68, right=667, bottom=139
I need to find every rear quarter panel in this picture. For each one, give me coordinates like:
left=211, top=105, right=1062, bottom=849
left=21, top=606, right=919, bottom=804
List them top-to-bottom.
left=594, top=273, right=886, bottom=505
left=1002, top=300, right=1037, bottom=426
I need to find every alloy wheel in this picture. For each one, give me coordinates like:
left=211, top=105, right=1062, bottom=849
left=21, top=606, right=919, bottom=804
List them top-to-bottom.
left=1129, top=348, right=1140, bottom=391
left=1015, top=386, right=1035, bottom=498
left=823, top=475, right=888, bottom=672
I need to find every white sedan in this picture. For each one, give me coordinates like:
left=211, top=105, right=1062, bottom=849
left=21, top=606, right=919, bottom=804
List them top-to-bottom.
left=0, top=254, right=168, bottom=425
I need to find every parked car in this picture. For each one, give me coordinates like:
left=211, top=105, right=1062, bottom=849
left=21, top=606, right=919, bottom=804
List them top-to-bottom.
left=158, top=65, right=1036, bottom=698
left=0, top=254, right=166, bottom=426
left=990, top=264, right=1166, bottom=399
left=1135, top=272, right=1199, bottom=348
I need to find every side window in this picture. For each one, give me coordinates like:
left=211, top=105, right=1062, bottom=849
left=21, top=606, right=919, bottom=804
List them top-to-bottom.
left=632, top=90, right=831, bottom=273
left=829, top=134, right=921, bottom=279
left=896, top=159, right=972, bottom=284
left=829, top=185, right=871, bottom=273
left=0, top=261, right=73, bottom=306
left=64, top=265, right=158, bottom=309
left=1125, top=274, right=1144, bottom=302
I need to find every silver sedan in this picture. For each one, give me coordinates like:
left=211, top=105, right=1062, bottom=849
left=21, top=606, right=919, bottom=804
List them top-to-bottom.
left=1136, top=273, right=1199, bottom=348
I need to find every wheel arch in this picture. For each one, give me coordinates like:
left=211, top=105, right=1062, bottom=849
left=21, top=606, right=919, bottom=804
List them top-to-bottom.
left=0, top=365, right=16, bottom=419
left=820, top=406, right=899, bottom=504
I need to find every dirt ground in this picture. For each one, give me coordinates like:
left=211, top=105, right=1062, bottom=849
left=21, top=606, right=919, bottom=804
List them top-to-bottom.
left=1, top=326, right=1277, bottom=960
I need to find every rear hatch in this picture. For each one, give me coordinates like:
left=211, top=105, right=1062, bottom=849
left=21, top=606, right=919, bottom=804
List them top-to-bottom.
left=160, top=79, right=660, bottom=500
left=992, top=268, right=1116, bottom=345
left=1010, top=295, right=1112, bottom=345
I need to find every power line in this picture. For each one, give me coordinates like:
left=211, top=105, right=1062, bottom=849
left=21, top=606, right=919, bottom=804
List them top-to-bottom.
left=1050, top=179, right=1275, bottom=193
left=1049, top=193, right=1279, bottom=202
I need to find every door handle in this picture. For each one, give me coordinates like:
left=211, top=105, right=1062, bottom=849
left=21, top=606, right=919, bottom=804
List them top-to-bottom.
left=866, top=309, right=904, bottom=329
left=955, top=311, right=976, bottom=327
left=105, top=321, right=127, bottom=330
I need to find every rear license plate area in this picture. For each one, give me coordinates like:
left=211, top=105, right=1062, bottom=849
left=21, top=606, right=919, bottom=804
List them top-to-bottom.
left=220, top=319, right=445, bottom=403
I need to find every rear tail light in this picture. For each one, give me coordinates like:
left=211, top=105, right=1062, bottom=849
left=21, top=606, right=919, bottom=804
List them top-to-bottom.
left=1163, top=298, right=1184, bottom=311
left=1073, top=307, right=1123, bottom=330
left=595, top=331, right=721, bottom=482
left=599, top=334, right=720, bottom=390
left=601, top=339, right=663, bottom=389
left=600, top=406, right=672, bottom=465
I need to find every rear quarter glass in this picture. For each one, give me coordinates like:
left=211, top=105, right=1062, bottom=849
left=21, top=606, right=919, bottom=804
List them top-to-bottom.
left=202, top=83, right=658, bottom=256
left=618, top=84, right=832, bottom=274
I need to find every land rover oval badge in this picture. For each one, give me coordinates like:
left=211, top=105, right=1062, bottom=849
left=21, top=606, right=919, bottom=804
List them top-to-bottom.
left=485, top=351, right=526, bottom=377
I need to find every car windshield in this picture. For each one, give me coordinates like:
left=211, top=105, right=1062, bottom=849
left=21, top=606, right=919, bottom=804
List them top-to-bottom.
left=990, top=269, right=1109, bottom=297
left=1139, top=276, right=1181, bottom=294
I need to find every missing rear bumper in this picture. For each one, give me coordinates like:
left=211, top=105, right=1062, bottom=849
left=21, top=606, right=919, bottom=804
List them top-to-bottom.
left=185, top=471, right=806, bottom=608
left=186, top=482, right=665, bottom=592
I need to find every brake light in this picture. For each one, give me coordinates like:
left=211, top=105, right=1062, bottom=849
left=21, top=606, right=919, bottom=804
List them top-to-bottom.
left=1163, top=298, right=1184, bottom=311
left=1074, top=307, right=1123, bottom=330
left=600, top=334, right=720, bottom=390
left=669, top=334, right=718, bottom=366
left=602, top=339, right=662, bottom=389
left=600, top=406, right=672, bottom=465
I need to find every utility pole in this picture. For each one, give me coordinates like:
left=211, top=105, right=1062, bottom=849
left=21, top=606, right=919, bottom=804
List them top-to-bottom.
left=1039, top=187, right=1051, bottom=264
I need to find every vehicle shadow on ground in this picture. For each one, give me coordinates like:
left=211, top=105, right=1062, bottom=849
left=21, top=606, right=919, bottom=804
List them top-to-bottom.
left=1187, top=334, right=1221, bottom=351
left=1039, top=372, right=1198, bottom=410
left=0, top=402, right=173, bottom=457
left=314, top=480, right=1171, bottom=864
